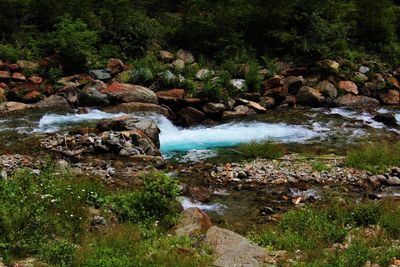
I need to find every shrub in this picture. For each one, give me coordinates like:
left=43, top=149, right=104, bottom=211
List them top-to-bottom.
left=47, top=16, right=97, bottom=73
left=0, top=44, right=20, bottom=62
left=245, top=61, right=263, bottom=92
left=195, top=78, right=225, bottom=102
left=238, top=140, right=285, bottom=159
left=313, top=161, right=331, bottom=172
left=108, top=172, right=181, bottom=228
left=352, top=202, right=381, bottom=226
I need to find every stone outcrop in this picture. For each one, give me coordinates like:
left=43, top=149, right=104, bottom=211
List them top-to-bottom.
left=101, top=82, right=158, bottom=104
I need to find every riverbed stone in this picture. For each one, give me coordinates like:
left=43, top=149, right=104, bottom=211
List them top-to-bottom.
left=176, top=49, right=195, bottom=64
left=315, top=80, right=338, bottom=99
left=338, top=81, right=358, bottom=95
left=101, top=82, right=158, bottom=104
left=296, top=86, right=325, bottom=107
left=156, top=89, right=186, bottom=101
left=379, top=90, right=400, bottom=105
left=337, top=94, right=379, bottom=109
left=34, top=95, right=71, bottom=110
left=0, top=101, right=32, bottom=114
left=105, top=102, right=171, bottom=117
left=203, top=102, right=226, bottom=115
left=178, top=107, right=206, bottom=126
left=373, top=112, right=398, bottom=127
left=174, top=208, right=213, bottom=237
left=205, top=226, right=273, bottom=267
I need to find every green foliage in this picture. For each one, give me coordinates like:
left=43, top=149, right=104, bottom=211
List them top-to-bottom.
left=47, top=16, right=97, bottom=73
left=0, top=44, right=20, bottom=62
left=245, top=61, right=263, bottom=92
left=130, top=68, right=155, bottom=86
left=238, top=140, right=285, bottom=159
left=346, top=142, right=400, bottom=173
left=313, top=161, right=332, bottom=172
left=108, top=172, right=181, bottom=228
left=352, top=202, right=381, bottom=226
left=76, top=223, right=212, bottom=267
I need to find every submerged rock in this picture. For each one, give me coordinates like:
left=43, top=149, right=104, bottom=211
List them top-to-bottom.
left=373, top=112, right=398, bottom=127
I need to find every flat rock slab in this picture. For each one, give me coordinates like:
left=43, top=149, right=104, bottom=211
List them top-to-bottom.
left=205, top=226, right=274, bottom=267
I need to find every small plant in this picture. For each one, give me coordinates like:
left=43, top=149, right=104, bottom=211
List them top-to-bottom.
left=0, top=43, right=20, bottom=62
left=245, top=61, right=263, bottom=92
left=238, top=140, right=285, bottom=159
left=313, top=161, right=331, bottom=172
left=352, top=202, right=382, bottom=226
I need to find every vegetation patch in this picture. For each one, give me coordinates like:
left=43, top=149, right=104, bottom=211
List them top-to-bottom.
left=237, top=140, right=286, bottom=159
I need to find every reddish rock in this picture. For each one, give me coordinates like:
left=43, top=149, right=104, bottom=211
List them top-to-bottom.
left=106, top=58, right=125, bottom=75
left=7, top=63, right=19, bottom=71
left=0, top=70, right=11, bottom=80
left=11, top=72, right=26, bottom=82
left=28, top=75, right=43, bottom=84
left=388, top=76, right=400, bottom=89
left=338, top=81, right=358, bottom=95
left=0, top=82, right=7, bottom=89
left=101, top=82, right=158, bottom=104
left=264, top=86, right=288, bottom=98
left=296, top=86, right=325, bottom=107
left=156, top=89, right=186, bottom=100
left=379, top=90, right=400, bottom=105
left=23, top=91, right=43, bottom=103
left=338, top=94, right=379, bottom=108
left=0, top=101, right=32, bottom=114
left=174, top=208, right=213, bottom=237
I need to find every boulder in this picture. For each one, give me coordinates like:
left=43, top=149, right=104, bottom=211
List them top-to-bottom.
left=176, top=49, right=195, bottom=64
left=159, top=50, right=175, bottom=62
left=106, top=58, right=125, bottom=75
left=172, top=59, right=185, bottom=70
left=317, top=59, right=339, bottom=71
left=196, top=68, right=214, bottom=80
left=89, top=69, right=112, bottom=81
left=0, top=70, right=10, bottom=80
left=11, top=72, right=26, bottom=82
left=28, top=75, right=43, bottom=85
left=264, top=75, right=283, bottom=89
left=283, top=76, right=304, bottom=94
left=79, top=80, right=109, bottom=106
left=315, top=80, right=338, bottom=99
left=338, top=81, right=358, bottom=95
left=101, top=82, right=158, bottom=104
left=57, top=85, right=79, bottom=105
left=264, top=86, right=288, bottom=99
left=296, top=86, right=325, bottom=107
left=0, top=88, right=5, bottom=102
left=156, top=89, right=186, bottom=101
left=379, top=90, right=400, bottom=105
left=23, top=91, right=43, bottom=103
left=337, top=94, right=380, bottom=109
left=34, top=95, right=71, bottom=110
left=260, top=96, right=275, bottom=108
left=0, top=101, right=32, bottom=114
left=247, top=101, right=267, bottom=113
left=105, top=102, right=171, bottom=117
left=203, top=102, right=226, bottom=115
left=233, top=105, right=255, bottom=114
left=178, top=107, right=206, bottom=126
left=222, top=111, right=248, bottom=119
left=373, top=112, right=398, bottom=127
left=131, top=120, right=161, bottom=148
left=174, top=208, right=213, bottom=237
left=205, top=226, right=273, bottom=267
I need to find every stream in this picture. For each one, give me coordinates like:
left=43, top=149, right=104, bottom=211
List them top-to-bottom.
left=1, top=106, right=400, bottom=232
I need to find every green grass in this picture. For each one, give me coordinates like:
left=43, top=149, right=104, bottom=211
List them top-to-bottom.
left=237, top=140, right=286, bottom=159
left=346, top=142, right=400, bottom=173
left=313, top=161, right=332, bottom=172
left=0, top=163, right=211, bottom=266
left=248, top=199, right=400, bottom=266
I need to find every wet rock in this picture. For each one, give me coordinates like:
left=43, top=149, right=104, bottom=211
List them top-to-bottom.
left=176, top=49, right=195, bottom=64
left=89, top=69, right=112, bottom=81
left=78, top=80, right=109, bottom=106
left=338, top=81, right=358, bottom=95
left=101, top=82, right=158, bottom=104
left=296, top=86, right=325, bottom=107
left=379, top=90, right=400, bottom=105
left=337, top=94, right=379, bottom=109
left=34, top=95, right=71, bottom=110
left=105, top=102, right=171, bottom=117
left=203, top=102, right=226, bottom=115
left=178, top=107, right=206, bottom=126
left=373, top=112, right=398, bottom=127
left=174, top=208, right=213, bottom=237
left=205, top=226, right=274, bottom=267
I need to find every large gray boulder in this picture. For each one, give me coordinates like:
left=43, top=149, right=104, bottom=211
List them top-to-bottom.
left=79, top=80, right=110, bottom=106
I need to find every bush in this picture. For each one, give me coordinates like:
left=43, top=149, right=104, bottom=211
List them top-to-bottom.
left=47, top=16, right=97, bottom=73
left=0, top=44, right=20, bottom=62
left=245, top=61, right=263, bottom=92
left=238, top=140, right=285, bottom=159
left=108, top=172, right=181, bottom=228
left=352, top=202, right=381, bottom=226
